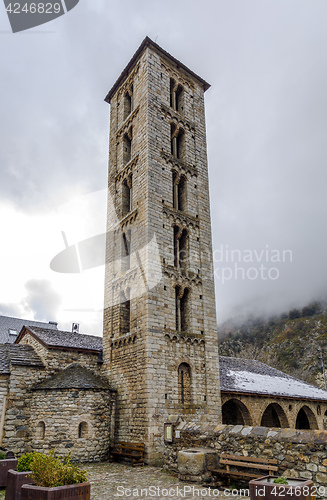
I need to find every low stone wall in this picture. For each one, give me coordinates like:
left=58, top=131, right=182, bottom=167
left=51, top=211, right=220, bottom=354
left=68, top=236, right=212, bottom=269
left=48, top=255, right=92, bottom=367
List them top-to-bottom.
left=164, top=423, right=327, bottom=490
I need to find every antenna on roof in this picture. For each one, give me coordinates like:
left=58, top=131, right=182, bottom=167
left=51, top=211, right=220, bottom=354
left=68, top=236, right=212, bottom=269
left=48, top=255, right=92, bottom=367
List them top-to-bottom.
left=72, top=323, right=79, bottom=334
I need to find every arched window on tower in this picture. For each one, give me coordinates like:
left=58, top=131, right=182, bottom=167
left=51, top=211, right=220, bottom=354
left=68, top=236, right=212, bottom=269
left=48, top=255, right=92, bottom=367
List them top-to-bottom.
left=170, top=78, right=184, bottom=113
left=170, top=78, right=175, bottom=108
left=175, top=84, right=184, bottom=113
left=123, top=85, right=133, bottom=120
left=171, top=124, right=185, bottom=160
left=123, top=127, right=132, bottom=165
left=176, top=129, right=185, bottom=159
left=172, top=171, right=187, bottom=212
left=172, top=171, right=178, bottom=209
left=122, top=175, right=132, bottom=217
left=178, top=175, right=187, bottom=211
left=173, top=227, right=188, bottom=269
left=179, top=229, right=188, bottom=270
left=122, top=230, right=131, bottom=270
left=175, top=286, right=182, bottom=332
left=175, top=287, right=190, bottom=333
left=180, top=288, right=190, bottom=332
left=178, top=363, right=191, bottom=404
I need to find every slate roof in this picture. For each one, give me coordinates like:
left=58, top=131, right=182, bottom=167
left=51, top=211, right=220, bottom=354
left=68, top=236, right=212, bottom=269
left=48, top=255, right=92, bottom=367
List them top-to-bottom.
left=105, top=36, right=210, bottom=103
left=0, top=315, right=58, bottom=344
left=18, top=326, right=102, bottom=353
left=0, top=344, right=44, bottom=374
left=219, top=356, right=327, bottom=401
left=33, top=363, right=111, bottom=391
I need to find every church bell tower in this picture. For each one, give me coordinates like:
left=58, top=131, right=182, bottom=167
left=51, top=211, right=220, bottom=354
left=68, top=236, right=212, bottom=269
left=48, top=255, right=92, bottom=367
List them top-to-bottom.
left=103, top=37, right=221, bottom=464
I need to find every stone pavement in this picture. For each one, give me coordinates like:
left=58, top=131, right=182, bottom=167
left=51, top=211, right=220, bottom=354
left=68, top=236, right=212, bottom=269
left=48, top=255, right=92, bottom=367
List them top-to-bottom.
left=81, top=462, right=250, bottom=500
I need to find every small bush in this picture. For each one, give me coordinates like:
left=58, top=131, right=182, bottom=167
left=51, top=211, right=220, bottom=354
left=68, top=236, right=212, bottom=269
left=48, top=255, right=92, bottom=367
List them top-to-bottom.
left=31, top=451, right=88, bottom=487
left=0, top=452, right=6, bottom=460
left=17, top=452, right=41, bottom=472
left=273, top=477, right=288, bottom=484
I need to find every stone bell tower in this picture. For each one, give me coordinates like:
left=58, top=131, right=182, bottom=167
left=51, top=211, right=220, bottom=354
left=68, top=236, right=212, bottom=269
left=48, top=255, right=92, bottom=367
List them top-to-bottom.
left=103, top=37, right=221, bottom=464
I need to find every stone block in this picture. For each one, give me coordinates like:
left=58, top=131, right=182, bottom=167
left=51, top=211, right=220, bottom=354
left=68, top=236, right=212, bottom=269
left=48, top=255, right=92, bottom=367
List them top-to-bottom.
left=177, top=448, right=217, bottom=482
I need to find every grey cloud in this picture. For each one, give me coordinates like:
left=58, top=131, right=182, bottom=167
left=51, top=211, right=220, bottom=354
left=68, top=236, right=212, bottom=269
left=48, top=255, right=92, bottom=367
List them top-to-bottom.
left=1, top=0, right=327, bottom=327
left=23, top=279, right=61, bottom=321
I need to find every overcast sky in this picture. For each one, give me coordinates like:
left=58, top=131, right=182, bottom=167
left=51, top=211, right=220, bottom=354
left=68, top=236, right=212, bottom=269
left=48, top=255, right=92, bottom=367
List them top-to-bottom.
left=1, top=0, right=327, bottom=335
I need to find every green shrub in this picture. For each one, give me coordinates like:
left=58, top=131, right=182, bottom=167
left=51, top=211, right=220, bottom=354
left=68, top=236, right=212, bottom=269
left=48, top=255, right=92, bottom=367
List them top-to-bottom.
left=31, top=451, right=88, bottom=487
left=0, top=452, right=6, bottom=460
left=17, top=452, right=41, bottom=472
left=273, top=477, right=288, bottom=484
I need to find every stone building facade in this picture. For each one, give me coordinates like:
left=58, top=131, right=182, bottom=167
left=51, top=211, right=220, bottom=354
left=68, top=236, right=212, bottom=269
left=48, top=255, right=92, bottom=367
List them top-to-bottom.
left=102, top=37, right=221, bottom=464
left=0, top=326, right=115, bottom=461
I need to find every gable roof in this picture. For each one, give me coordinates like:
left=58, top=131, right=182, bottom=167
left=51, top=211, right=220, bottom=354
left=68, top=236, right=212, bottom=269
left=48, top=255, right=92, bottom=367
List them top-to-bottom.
left=105, top=36, right=210, bottom=104
left=0, top=315, right=58, bottom=344
left=17, top=326, right=102, bottom=354
left=0, top=344, right=44, bottom=374
left=219, top=356, right=327, bottom=402
left=33, top=363, right=111, bottom=391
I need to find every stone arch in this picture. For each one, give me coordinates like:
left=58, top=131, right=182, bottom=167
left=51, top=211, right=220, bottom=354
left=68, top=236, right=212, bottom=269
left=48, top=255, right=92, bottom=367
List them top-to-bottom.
left=222, top=399, right=253, bottom=426
left=261, top=403, right=289, bottom=428
left=296, top=406, right=318, bottom=430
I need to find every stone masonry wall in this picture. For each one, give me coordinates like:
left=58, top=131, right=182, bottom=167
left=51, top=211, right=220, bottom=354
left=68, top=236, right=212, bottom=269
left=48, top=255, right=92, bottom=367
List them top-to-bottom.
left=103, top=39, right=221, bottom=465
left=144, top=43, right=221, bottom=463
left=103, top=47, right=150, bottom=450
left=1, top=332, right=105, bottom=457
left=20, top=332, right=102, bottom=373
left=1, top=365, right=47, bottom=455
left=29, top=388, right=114, bottom=461
left=164, top=423, right=327, bottom=490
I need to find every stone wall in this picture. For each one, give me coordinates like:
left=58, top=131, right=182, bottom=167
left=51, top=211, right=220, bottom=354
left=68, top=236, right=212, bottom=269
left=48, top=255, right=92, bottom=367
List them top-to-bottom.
left=20, top=332, right=102, bottom=373
left=0, top=333, right=106, bottom=458
left=1, top=365, right=47, bottom=454
left=29, top=388, right=115, bottom=461
left=164, top=423, right=327, bottom=489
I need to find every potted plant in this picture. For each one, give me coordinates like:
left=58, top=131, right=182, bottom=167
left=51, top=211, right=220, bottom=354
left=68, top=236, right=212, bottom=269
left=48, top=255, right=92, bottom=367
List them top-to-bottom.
left=0, top=451, right=17, bottom=488
left=21, top=451, right=90, bottom=500
left=5, top=452, right=37, bottom=500
left=249, top=475, right=315, bottom=500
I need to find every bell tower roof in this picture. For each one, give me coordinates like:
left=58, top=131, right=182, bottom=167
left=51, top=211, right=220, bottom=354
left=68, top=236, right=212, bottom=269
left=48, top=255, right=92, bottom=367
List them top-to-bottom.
left=104, top=36, right=210, bottom=104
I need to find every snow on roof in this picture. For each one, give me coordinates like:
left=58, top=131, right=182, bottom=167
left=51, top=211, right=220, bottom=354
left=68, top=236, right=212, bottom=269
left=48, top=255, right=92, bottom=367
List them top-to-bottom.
left=220, top=356, right=327, bottom=401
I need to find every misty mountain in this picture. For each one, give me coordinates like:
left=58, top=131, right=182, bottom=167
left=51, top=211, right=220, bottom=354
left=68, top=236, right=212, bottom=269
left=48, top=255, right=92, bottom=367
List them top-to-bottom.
left=218, top=300, right=327, bottom=387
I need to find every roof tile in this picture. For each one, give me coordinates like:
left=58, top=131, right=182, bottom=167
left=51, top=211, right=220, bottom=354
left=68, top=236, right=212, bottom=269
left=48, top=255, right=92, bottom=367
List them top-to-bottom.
left=25, top=327, right=102, bottom=352
left=33, top=363, right=111, bottom=390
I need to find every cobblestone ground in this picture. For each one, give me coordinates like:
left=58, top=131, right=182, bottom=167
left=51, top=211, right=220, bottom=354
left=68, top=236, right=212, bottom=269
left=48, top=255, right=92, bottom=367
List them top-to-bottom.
left=81, top=462, right=251, bottom=500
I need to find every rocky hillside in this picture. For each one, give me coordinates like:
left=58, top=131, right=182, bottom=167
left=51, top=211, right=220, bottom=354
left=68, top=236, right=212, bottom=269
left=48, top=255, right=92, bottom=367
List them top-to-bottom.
left=218, top=301, right=327, bottom=388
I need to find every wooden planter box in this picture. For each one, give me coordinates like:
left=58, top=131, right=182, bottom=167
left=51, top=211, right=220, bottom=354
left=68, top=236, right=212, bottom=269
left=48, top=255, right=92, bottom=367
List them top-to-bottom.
left=0, top=459, right=18, bottom=487
left=5, top=469, right=33, bottom=500
left=249, top=476, right=316, bottom=500
left=21, top=482, right=90, bottom=500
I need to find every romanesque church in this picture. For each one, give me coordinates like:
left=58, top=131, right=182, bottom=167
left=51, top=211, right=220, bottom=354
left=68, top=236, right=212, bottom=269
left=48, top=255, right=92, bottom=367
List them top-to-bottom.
left=1, top=38, right=327, bottom=464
